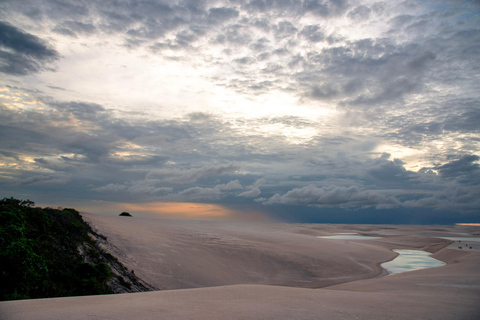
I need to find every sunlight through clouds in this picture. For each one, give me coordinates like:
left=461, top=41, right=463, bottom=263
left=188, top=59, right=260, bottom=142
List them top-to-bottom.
left=1, top=0, right=479, bottom=224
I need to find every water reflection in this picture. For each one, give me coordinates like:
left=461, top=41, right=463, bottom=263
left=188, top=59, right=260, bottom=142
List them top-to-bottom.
left=382, top=249, right=445, bottom=275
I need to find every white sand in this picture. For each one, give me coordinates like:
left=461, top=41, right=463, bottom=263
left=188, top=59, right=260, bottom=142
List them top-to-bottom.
left=1, top=213, right=479, bottom=320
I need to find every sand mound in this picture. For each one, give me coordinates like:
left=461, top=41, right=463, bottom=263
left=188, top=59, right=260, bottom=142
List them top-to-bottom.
left=83, top=213, right=397, bottom=289
left=432, top=248, right=471, bottom=263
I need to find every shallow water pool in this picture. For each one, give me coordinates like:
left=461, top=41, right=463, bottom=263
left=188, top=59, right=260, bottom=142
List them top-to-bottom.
left=317, top=235, right=382, bottom=240
left=439, top=237, right=480, bottom=242
left=381, top=249, right=446, bottom=275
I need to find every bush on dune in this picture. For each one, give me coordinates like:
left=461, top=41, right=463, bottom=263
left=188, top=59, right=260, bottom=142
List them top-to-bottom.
left=0, top=197, right=114, bottom=300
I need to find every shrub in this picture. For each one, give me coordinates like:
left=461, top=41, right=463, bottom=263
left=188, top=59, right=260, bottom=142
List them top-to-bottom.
left=0, top=197, right=114, bottom=300
left=119, top=212, right=132, bottom=217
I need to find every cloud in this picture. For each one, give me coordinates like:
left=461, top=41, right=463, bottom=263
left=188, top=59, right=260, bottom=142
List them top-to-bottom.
left=1, top=0, right=480, bottom=222
left=302, top=0, right=350, bottom=17
left=348, top=5, right=371, bottom=20
left=207, top=7, right=239, bottom=24
left=52, top=20, right=96, bottom=37
left=0, top=21, right=59, bottom=75
left=300, top=25, right=325, bottom=42
left=443, top=106, right=480, bottom=133
left=436, top=155, right=480, bottom=182
left=366, top=158, right=410, bottom=182
left=146, top=163, right=241, bottom=184
left=20, top=173, right=70, bottom=186
left=93, top=179, right=173, bottom=195
left=216, top=180, right=243, bottom=190
left=264, top=185, right=401, bottom=209
left=174, top=186, right=223, bottom=201
left=403, top=186, right=480, bottom=213
left=238, top=187, right=261, bottom=198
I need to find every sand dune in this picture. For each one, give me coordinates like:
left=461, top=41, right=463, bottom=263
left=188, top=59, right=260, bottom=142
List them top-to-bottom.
left=1, top=213, right=479, bottom=319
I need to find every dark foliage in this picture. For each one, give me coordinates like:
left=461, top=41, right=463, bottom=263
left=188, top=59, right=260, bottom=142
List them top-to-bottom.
left=0, top=197, right=113, bottom=300
left=119, top=212, right=132, bottom=217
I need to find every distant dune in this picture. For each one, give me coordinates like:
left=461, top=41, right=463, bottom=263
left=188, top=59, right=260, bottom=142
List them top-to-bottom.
left=1, top=213, right=479, bottom=320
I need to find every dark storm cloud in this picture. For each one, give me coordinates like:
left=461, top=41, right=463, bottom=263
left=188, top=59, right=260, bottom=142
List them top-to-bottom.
left=0, top=21, right=58, bottom=75
left=273, top=21, right=297, bottom=40
left=310, top=84, right=338, bottom=100
left=443, top=105, right=480, bottom=133
left=261, top=151, right=477, bottom=211
left=436, top=155, right=480, bottom=179
left=366, top=158, right=409, bottom=181
left=264, top=185, right=401, bottom=209
left=403, top=185, right=480, bottom=213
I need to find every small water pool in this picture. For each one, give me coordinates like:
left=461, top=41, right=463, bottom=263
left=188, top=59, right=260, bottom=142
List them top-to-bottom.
left=317, top=235, right=382, bottom=240
left=439, top=237, right=480, bottom=242
left=381, top=249, right=446, bottom=275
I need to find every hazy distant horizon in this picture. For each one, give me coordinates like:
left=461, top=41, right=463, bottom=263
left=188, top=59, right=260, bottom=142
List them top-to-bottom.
left=1, top=0, right=479, bottom=224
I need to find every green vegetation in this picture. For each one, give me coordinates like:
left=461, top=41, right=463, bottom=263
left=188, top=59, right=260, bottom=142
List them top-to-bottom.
left=0, top=197, right=114, bottom=301
left=119, top=212, right=132, bottom=217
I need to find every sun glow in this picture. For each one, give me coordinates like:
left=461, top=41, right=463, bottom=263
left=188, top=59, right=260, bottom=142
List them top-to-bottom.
left=374, top=144, right=427, bottom=171
left=86, top=202, right=238, bottom=221
left=124, top=202, right=230, bottom=219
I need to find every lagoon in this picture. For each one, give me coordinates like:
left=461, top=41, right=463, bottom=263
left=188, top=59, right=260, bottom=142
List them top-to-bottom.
left=317, top=235, right=382, bottom=240
left=439, top=237, right=480, bottom=242
left=382, top=249, right=445, bottom=275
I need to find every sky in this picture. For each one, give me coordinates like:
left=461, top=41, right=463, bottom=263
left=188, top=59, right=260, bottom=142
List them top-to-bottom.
left=1, top=0, right=479, bottom=224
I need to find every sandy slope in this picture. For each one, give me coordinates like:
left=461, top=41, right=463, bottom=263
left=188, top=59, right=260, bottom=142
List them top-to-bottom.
left=1, top=213, right=479, bottom=320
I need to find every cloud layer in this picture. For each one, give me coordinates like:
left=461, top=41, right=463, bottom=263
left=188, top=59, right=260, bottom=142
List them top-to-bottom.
left=0, top=0, right=479, bottom=223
